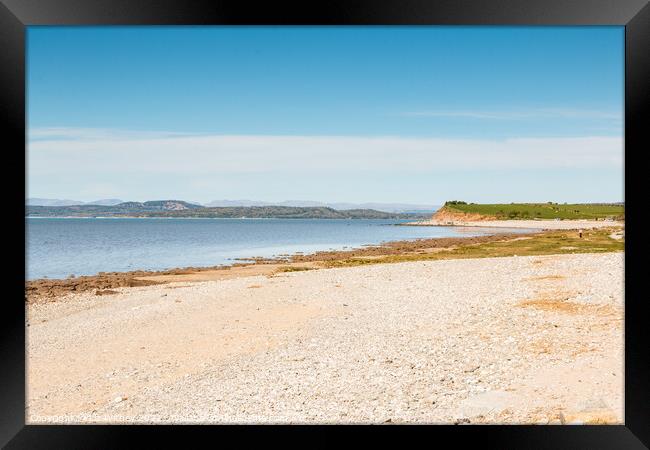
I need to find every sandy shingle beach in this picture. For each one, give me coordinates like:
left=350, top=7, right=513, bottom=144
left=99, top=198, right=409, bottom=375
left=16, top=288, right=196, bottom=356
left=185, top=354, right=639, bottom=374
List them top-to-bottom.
left=27, top=251, right=623, bottom=424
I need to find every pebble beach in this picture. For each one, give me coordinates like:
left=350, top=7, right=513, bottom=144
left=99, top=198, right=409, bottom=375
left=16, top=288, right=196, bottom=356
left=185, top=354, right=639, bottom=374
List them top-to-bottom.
left=27, top=251, right=623, bottom=424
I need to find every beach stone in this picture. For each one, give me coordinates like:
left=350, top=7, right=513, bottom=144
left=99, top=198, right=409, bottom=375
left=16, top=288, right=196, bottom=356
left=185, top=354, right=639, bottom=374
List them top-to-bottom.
left=458, top=390, right=518, bottom=417
left=576, top=397, right=609, bottom=412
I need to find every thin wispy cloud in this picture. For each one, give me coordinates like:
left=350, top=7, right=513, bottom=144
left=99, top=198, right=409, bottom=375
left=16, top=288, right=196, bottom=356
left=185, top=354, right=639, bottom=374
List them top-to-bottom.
left=400, top=108, right=621, bottom=121
left=28, top=127, right=197, bottom=141
left=28, top=128, right=623, bottom=178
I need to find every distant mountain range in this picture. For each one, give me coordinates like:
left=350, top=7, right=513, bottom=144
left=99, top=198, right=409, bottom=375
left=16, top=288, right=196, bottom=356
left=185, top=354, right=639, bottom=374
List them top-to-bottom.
left=27, top=198, right=125, bottom=207
left=27, top=198, right=440, bottom=213
left=28, top=198, right=440, bottom=213
left=26, top=200, right=430, bottom=220
left=204, top=200, right=440, bottom=213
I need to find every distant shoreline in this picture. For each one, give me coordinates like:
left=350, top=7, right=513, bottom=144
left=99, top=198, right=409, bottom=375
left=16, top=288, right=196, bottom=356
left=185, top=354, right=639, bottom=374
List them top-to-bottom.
left=26, top=203, right=429, bottom=220
left=26, top=216, right=419, bottom=220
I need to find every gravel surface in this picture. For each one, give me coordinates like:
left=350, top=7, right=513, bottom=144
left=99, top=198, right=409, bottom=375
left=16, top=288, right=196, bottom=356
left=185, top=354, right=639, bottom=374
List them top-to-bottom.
left=27, top=252, right=623, bottom=424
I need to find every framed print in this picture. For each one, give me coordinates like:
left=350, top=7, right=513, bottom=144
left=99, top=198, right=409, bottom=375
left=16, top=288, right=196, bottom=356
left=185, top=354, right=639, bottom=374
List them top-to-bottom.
left=1, top=0, right=648, bottom=448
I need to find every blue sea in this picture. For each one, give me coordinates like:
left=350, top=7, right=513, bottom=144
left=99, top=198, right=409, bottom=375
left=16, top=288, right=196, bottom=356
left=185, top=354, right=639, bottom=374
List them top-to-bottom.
left=26, top=218, right=530, bottom=280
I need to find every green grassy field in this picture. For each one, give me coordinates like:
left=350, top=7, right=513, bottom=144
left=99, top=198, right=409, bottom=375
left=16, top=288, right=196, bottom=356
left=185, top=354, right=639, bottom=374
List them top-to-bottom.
left=442, top=201, right=624, bottom=220
left=324, top=228, right=624, bottom=268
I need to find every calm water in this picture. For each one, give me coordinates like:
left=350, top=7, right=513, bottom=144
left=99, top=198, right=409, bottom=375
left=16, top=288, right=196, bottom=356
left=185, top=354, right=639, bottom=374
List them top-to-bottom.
left=26, top=218, right=529, bottom=280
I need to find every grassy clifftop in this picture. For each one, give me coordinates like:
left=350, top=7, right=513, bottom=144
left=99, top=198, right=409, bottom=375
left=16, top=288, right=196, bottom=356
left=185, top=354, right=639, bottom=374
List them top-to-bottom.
left=438, top=201, right=624, bottom=220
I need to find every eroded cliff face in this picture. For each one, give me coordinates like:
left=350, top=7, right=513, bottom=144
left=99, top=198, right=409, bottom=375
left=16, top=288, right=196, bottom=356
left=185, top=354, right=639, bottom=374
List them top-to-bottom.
left=431, top=206, right=497, bottom=222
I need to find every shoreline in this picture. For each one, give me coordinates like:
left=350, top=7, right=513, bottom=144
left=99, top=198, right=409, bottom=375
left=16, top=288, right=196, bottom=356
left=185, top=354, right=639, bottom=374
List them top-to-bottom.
left=26, top=224, right=625, bottom=424
left=26, top=226, right=625, bottom=303
left=26, top=231, right=539, bottom=301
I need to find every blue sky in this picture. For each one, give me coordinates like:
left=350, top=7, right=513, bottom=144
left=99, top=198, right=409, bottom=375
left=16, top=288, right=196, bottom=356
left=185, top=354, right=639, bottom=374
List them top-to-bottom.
left=27, top=26, right=624, bottom=204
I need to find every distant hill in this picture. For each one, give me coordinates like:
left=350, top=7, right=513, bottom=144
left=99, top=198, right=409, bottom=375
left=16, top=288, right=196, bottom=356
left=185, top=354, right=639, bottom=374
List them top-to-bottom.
left=27, top=198, right=84, bottom=207
left=28, top=198, right=124, bottom=206
left=28, top=198, right=439, bottom=213
left=85, top=198, right=124, bottom=206
left=205, top=199, right=440, bottom=213
left=205, top=199, right=320, bottom=208
left=115, top=200, right=203, bottom=211
left=435, top=201, right=624, bottom=220
left=26, top=202, right=428, bottom=219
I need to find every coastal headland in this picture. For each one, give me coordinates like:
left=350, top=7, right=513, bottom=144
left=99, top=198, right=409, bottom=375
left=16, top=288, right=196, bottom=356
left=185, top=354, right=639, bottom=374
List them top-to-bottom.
left=405, top=201, right=624, bottom=230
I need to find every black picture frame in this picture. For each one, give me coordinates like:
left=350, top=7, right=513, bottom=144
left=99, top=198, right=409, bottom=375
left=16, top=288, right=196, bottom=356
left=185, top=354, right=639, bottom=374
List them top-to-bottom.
left=2, top=0, right=648, bottom=447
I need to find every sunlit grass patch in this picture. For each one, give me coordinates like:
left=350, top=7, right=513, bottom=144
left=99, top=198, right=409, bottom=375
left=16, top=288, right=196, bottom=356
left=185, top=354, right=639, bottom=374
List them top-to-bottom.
left=444, top=201, right=624, bottom=220
left=324, top=228, right=624, bottom=268
left=277, top=266, right=315, bottom=273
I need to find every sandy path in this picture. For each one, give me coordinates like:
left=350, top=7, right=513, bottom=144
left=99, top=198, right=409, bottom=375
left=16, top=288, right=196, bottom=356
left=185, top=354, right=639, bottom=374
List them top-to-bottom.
left=408, top=219, right=623, bottom=230
left=27, top=252, right=623, bottom=424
